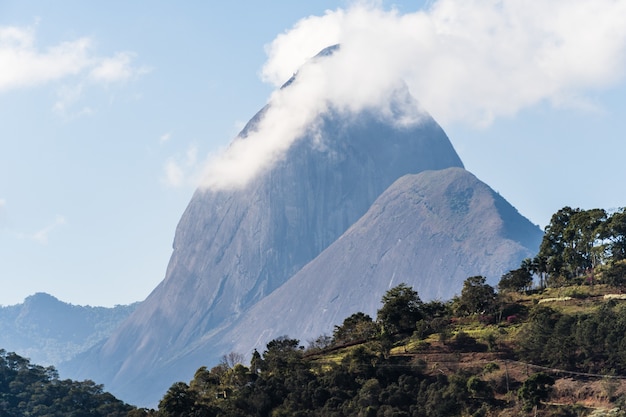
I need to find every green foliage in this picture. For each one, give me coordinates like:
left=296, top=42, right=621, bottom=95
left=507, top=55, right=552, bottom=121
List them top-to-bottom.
left=151, top=205, right=626, bottom=417
left=537, top=206, right=626, bottom=285
left=605, top=208, right=626, bottom=261
left=603, top=260, right=626, bottom=286
left=499, top=267, right=533, bottom=293
left=454, top=276, right=496, bottom=316
left=377, top=284, right=423, bottom=336
left=517, top=302, right=626, bottom=374
left=332, top=312, right=378, bottom=345
left=261, top=336, right=304, bottom=375
left=0, top=349, right=134, bottom=417
left=518, top=372, right=555, bottom=411
left=158, top=382, right=199, bottom=417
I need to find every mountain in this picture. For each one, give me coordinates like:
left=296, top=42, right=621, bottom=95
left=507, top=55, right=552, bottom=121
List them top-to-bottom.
left=62, top=52, right=541, bottom=406
left=63, top=107, right=469, bottom=404
left=221, top=167, right=541, bottom=356
left=0, top=293, right=137, bottom=366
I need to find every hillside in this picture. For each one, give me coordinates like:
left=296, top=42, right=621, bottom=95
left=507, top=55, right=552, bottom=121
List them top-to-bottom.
left=147, top=206, right=626, bottom=416
left=149, top=280, right=626, bottom=417
left=0, top=293, right=137, bottom=366
left=0, top=349, right=135, bottom=416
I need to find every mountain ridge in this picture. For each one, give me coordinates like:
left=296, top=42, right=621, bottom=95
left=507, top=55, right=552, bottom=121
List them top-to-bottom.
left=61, top=53, right=541, bottom=405
left=63, top=103, right=469, bottom=406
left=220, top=167, right=542, bottom=357
left=0, top=293, right=137, bottom=366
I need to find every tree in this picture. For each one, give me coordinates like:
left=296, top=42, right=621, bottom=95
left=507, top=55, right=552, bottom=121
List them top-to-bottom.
left=539, top=206, right=577, bottom=280
left=539, top=207, right=607, bottom=282
left=565, top=208, right=607, bottom=273
left=604, top=208, right=626, bottom=261
left=530, top=255, right=548, bottom=289
left=603, top=260, right=626, bottom=286
left=498, top=267, right=533, bottom=293
left=455, top=276, right=496, bottom=316
left=377, top=284, right=423, bottom=335
left=333, top=312, right=378, bottom=345
left=261, top=336, right=304, bottom=375
left=250, top=349, right=262, bottom=375
left=220, top=352, right=245, bottom=369
left=517, top=373, right=555, bottom=411
left=158, top=382, right=198, bottom=417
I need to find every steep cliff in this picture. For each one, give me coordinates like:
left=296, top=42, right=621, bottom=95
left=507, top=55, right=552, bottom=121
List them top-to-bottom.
left=65, top=104, right=466, bottom=405
left=220, top=167, right=542, bottom=358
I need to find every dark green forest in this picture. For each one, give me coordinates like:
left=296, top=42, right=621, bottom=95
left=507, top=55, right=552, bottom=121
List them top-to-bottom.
left=3, top=206, right=626, bottom=416
left=0, top=349, right=133, bottom=416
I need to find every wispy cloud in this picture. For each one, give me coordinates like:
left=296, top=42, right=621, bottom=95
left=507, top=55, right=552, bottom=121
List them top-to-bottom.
left=200, top=0, right=626, bottom=191
left=0, top=23, right=149, bottom=106
left=0, top=25, right=90, bottom=91
left=89, top=51, right=150, bottom=83
left=52, top=83, right=93, bottom=117
left=159, top=132, right=172, bottom=144
left=162, top=145, right=200, bottom=188
left=19, top=215, right=66, bottom=245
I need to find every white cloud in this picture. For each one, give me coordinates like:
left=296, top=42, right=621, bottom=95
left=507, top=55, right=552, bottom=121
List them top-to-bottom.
left=200, top=0, right=626, bottom=191
left=0, top=24, right=148, bottom=93
left=0, top=25, right=91, bottom=91
left=89, top=51, right=150, bottom=83
left=52, top=83, right=94, bottom=117
left=159, top=132, right=172, bottom=143
left=162, top=145, right=199, bottom=188
left=163, top=160, right=184, bottom=188
left=22, top=215, right=67, bottom=245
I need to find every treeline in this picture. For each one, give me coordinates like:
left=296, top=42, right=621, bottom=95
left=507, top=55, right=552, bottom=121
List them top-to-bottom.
left=5, top=206, right=626, bottom=416
left=142, top=206, right=626, bottom=417
left=529, top=206, right=626, bottom=287
left=146, top=279, right=572, bottom=416
left=153, top=283, right=505, bottom=417
left=0, top=349, right=134, bottom=416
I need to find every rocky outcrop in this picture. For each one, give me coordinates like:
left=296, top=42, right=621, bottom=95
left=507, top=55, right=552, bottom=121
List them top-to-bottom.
left=63, top=104, right=467, bottom=406
left=221, top=167, right=542, bottom=357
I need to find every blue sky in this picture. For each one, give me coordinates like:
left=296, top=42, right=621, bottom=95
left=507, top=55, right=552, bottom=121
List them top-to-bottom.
left=1, top=0, right=625, bottom=307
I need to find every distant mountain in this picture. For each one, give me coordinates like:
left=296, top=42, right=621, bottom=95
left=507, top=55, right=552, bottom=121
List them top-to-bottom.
left=63, top=51, right=541, bottom=406
left=0, top=293, right=137, bottom=366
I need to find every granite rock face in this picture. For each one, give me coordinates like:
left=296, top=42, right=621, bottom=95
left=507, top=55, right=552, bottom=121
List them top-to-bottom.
left=62, top=46, right=542, bottom=406
left=64, top=104, right=470, bottom=406
left=221, top=167, right=542, bottom=358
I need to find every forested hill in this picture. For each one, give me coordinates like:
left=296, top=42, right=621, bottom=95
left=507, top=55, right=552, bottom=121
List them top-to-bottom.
left=145, top=206, right=626, bottom=417
left=0, top=349, right=137, bottom=416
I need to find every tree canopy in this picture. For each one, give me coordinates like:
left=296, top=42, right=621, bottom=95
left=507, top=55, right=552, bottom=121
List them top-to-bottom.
left=376, top=283, right=423, bottom=335
left=0, top=349, right=134, bottom=417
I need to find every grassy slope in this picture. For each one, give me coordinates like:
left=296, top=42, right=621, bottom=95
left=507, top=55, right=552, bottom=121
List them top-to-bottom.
left=307, top=284, right=626, bottom=415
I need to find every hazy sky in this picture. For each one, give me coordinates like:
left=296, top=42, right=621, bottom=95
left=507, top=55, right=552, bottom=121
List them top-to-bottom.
left=2, top=0, right=625, bottom=307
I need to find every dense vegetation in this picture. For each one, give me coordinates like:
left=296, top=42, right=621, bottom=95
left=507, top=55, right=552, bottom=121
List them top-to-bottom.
left=3, top=206, right=626, bottom=416
left=145, top=207, right=626, bottom=417
left=0, top=349, right=134, bottom=416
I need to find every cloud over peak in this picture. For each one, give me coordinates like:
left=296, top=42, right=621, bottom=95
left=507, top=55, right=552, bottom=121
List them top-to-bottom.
left=200, top=0, right=626, bottom=191
left=262, top=0, right=626, bottom=125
